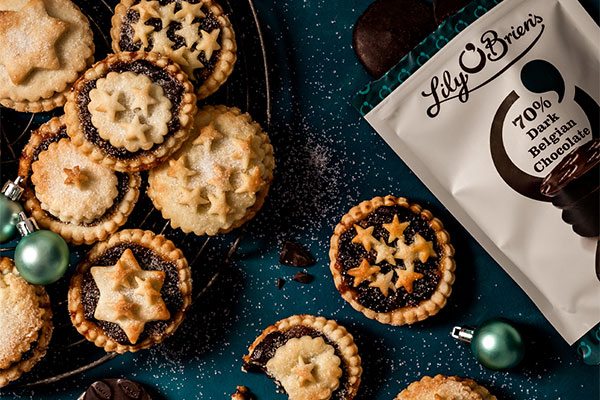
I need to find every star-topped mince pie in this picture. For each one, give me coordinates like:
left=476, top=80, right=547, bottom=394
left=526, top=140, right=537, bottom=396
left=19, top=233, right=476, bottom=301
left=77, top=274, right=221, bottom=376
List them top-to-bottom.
left=0, top=0, right=94, bottom=112
left=111, top=0, right=236, bottom=100
left=64, top=51, right=197, bottom=172
left=148, top=105, right=274, bottom=236
left=19, top=116, right=141, bottom=245
left=329, top=196, right=455, bottom=325
left=68, top=229, right=192, bottom=353
left=242, top=315, right=362, bottom=400
left=395, top=375, right=498, bottom=400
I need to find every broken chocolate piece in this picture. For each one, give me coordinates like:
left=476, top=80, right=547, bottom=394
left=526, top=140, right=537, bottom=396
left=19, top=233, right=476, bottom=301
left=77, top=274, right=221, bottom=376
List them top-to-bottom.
left=433, top=0, right=472, bottom=25
left=279, top=240, right=316, bottom=267
left=292, top=271, right=314, bottom=284
left=277, top=278, right=285, bottom=289
left=80, top=378, right=151, bottom=400
left=231, top=386, right=256, bottom=400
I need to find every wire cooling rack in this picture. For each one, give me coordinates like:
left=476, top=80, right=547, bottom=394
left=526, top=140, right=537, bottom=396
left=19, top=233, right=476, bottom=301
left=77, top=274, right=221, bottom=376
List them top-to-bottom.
left=0, top=0, right=270, bottom=388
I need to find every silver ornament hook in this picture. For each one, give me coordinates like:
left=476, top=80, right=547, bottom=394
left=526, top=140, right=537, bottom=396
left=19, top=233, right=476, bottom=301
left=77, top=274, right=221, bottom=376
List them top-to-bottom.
left=2, top=176, right=25, bottom=201
left=16, top=212, right=39, bottom=237
left=451, top=326, right=475, bottom=343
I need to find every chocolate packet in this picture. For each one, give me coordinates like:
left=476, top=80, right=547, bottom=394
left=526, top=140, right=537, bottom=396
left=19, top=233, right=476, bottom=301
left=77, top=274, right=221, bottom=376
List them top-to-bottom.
left=353, top=0, right=600, bottom=362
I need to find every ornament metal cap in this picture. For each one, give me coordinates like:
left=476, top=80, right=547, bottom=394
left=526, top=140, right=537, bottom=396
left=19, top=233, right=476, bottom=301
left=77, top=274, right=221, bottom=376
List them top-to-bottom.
left=2, top=176, right=24, bottom=201
left=16, top=211, right=39, bottom=237
left=451, top=326, right=475, bottom=343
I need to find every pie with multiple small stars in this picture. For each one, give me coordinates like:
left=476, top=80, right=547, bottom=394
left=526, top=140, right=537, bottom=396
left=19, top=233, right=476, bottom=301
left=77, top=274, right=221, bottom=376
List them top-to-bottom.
left=0, top=0, right=94, bottom=112
left=111, top=0, right=236, bottom=99
left=64, top=51, right=197, bottom=172
left=148, top=105, right=274, bottom=235
left=18, top=116, right=141, bottom=245
left=329, top=195, right=456, bottom=325
left=68, top=229, right=192, bottom=353
left=0, top=257, right=53, bottom=388
left=242, top=315, right=362, bottom=400
left=395, top=375, right=498, bottom=400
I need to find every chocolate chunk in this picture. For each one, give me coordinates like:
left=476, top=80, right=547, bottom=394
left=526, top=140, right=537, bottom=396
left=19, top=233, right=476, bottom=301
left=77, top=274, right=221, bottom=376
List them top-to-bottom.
left=353, top=0, right=436, bottom=78
left=433, top=0, right=472, bottom=25
left=561, top=188, right=599, bottom=237
left=279, top=240, right=316, bottom=267
left=595, top=241, right=599, bottom=282
left=292, top=271, right=314, bottom=284
left=277, top=278, right=285, bottom=289
left=83, top=379, right=151, bottom=400
left=231, top=386, right=256, bottom=400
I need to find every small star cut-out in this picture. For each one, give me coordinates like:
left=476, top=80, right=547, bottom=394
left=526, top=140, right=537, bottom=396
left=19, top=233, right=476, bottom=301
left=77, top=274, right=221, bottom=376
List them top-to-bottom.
left=0, top=0, right=69, bottom=84
left=131, top=0, right=161, bottom=20
left=175, top=1, right=205, bottom=25
left=156, top=2, right=177, bottom=27
left=131, top=18, right=154, bottom=47
left=175, top=21, right=201, bottom=48
left=196, top=29, right=221, bottom=60
left=151, top=31, right=175, bottom=53
left=130, top=82, right=158, bottom=114
left=90, top=90, right=125, bottom=122
left=120, top=114, right=150, bottom=143
left=192, top=121, right=223, bottom=150
left=232, top=136, right=257, bottom=169
left=167, top=155, right=196, bottom=185
left=208, top=163, right=233, bottom=191
left=63, top=166, right=88, bottom=187
left=235, top=166, right=266, bottom=195
left=177, top=186, right=209, bottom=211
left=207, top=190, right=232, bottom=222
left=383, top=214, right=409, bottom=243
left=351, top=224, right=376, bottom=252
left=410, top=234, right=437, bottom=263
left=374, top=239, right=397, bottom=266
left=394, top=241, right=419, bottom=270
left=347, top=259, right=380, bottom=287
left=394, top=268, right=424, bottom=293
left=368, top=270, right=396, bottom=297
left=133, top=276, right=163, bottom=303
left=107, top=294, right=137, bottom=320
left=291, top=356, right=316, bottom=386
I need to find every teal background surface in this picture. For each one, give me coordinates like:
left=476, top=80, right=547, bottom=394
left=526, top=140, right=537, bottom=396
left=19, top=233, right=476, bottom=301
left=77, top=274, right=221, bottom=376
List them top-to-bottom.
left=1, top=0, right=599, bottom=399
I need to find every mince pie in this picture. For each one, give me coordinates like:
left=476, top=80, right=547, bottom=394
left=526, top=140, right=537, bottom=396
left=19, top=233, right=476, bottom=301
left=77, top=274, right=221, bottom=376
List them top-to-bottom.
left=0, top=0, right=94, bottom=112
left=111, top=0, right=236, bottom=99
left=64, top=51, right=197, bottom=172
left=148, top=105, right=274, bottom=235
left=19, top=116, right=141, bottom=245
left=329, top=195, right=455, bottom=325
left=68, top=229, right=192, bottom=353
left=0, top=257, right=53, bottom=387
left=242, top=315, right=362, bottom=400
left=395, top=375, right=497, bottom=400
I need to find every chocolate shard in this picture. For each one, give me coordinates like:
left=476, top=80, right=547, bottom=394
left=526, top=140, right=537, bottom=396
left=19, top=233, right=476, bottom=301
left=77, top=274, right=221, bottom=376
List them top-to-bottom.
left=279, top=240, right=316, bottom=267
left=292, top=271, right=314, bottom=284
left=277, top=278, right=285, bottom=290
left=83, top=378, right=151, bottom=400
left=118, top=379, right=141, bottom=399
left=91, top=381, right=112, bottom=400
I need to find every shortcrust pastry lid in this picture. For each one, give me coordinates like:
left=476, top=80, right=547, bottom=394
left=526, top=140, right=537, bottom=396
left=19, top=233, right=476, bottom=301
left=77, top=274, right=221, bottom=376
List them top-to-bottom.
left=0, top=0, right=94, bottom=112
left=111, top=0, right=236, bottom=99
left=64, top=51, right=197, bottom=172
left=88, top=71, right=172, bottom=152
left=148, top=105, right=274, bottom=235
left=19, top=116, right=141, bottom=245
left=31, top=139, right=119, bottom=224
left=329, top=195, right=455, bottom=326
left=68, top=229, right=192, bottom=353
left=0, top=257, right=53, bottom=388
left=243, top=314, right=362, bottom=400
left=395, top=375, right=498, bottom=400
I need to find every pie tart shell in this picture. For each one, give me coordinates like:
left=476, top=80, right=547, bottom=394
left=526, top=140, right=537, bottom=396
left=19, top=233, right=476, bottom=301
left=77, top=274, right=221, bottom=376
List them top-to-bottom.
left=110, top=0, right=237, bottom=100
left=64, top=51, right=197, bottom=172
left=18, top=116, right=141, bottom=245
left=329, top=195, right=456, bottom=325
left=67, top=229, right=192, bottom=353
left=0, top=258, right=53, bottom=388
left=242, top=314, right=362, bottom=400
left=395, top=375, right=498, bottom=400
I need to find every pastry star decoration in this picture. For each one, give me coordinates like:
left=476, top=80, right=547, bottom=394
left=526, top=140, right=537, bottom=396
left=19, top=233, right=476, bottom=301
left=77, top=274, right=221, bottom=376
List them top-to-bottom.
left=0, top=0, right=69, bottom=84
left=196, top=29, right=221, bottom=60
left=90, top=90, right=126, bottom=122
left=120, top=114, right=150, bottom=143
left=192, top=121, right=223, bottom=151
left=232, top=136, right=257, bottom=169
left=167, top=155, right=197, bottom=185
left=208, top=163, right=233, bottom=191
left=63, top=166, right=88, bottom=187
left=235, top=166, right=266, bottom=195
left=177, top=186, right=209, bottom=210
left=207, top=190, right=232, bottom=222
left=383, top=214, right=409, bottom=243
left=351, top=224, right=376, bottom=252
left=91, top=249, right=170, bottom=344
left=347, top=259, right=380, bottom=287
left=368, top=270, right=395, bottom=297
left=291, top=356, right=316, bottom=386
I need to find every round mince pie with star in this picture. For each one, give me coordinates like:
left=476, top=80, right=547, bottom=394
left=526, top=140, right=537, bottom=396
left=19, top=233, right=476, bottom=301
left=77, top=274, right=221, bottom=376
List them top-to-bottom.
left=0, top=0, right=94, bottom=112
left=111, top=0, right=236, bottom=100
left=64, top=51, right=197, bottom=172
left=148, top=105, right=274, bottom=235
left=18, top=116, right=141, bottom=245
left=329, top=195, right=455, bottom=325
left=68, top=229, right=192, bottom=353
left=0, top=257, right=53, bottom=388
left=242, top=315, right=362, bottom=400
left=395, top=375, right=498, bottom=400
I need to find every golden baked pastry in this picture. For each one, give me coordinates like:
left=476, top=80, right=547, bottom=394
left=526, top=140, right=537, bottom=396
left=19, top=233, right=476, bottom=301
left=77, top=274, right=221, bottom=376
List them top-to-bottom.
left=395, top=375, right=498, bottom=400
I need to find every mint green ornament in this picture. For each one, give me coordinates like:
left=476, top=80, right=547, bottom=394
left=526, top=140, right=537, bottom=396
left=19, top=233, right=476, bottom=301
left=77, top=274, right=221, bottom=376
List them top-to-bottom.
left=0, top=176, right=25, bottom=243
left=14, top=212, right=69, bottom=285
left=452, top=318, right=525, bottom=370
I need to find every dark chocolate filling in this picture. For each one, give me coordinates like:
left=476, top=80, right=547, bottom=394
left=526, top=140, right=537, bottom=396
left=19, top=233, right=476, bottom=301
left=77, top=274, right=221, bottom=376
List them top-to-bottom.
left=118, top=0, right=222, bottom=83
left=77, top=59, right=184, bottom=159
left=28, top=129, right=131, bottom=227
left=336, top=205, right=442, bottom=313
left=80, top=243, right=184, bottom=345
left=243, top=326, right=351, bottom=400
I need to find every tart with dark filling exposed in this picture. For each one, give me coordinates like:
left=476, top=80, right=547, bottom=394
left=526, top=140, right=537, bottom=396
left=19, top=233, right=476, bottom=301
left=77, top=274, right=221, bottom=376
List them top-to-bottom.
left=111, top=0, right=236, bottom=100
left=64, top=51, right=197, bottom=172
left=19, top=116, right=141, bottom=245
left=329, top=195, right=455, bottom=325
left=68, top=229, right=192, bottom=353
left=0, top=257, right=53, bottom=388
left=242, top=315, right=362, bottom=400
left=395, top=375, right=498, bottom=400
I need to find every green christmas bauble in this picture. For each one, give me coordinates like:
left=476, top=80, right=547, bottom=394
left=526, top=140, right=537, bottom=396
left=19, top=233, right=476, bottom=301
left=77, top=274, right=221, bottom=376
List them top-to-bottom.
left=0, top=194, right=23, bottom=242
left=14, top=230, right=69, bottom=285
left=471, top=319, right=525, bottom=370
